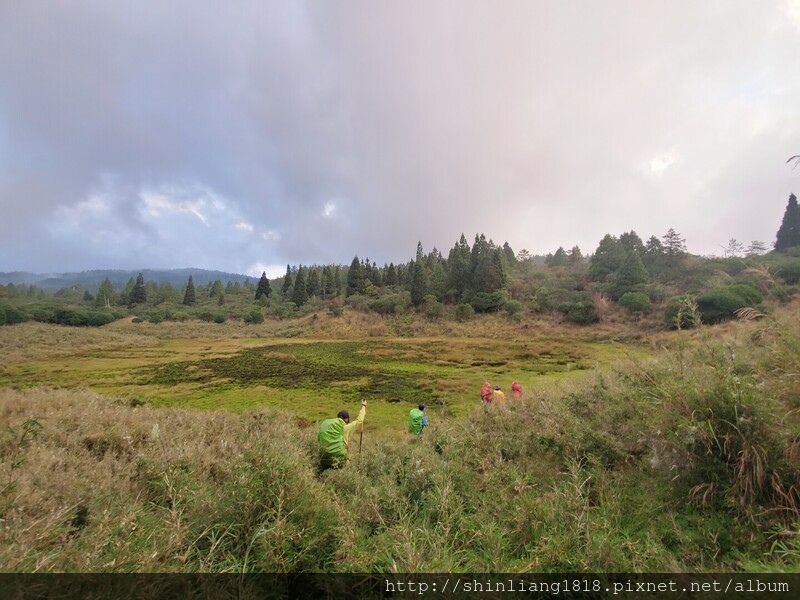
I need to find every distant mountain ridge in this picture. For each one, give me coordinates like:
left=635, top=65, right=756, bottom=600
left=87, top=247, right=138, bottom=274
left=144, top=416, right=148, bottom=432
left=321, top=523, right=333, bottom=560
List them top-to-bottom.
left=0, top=269, right=253, bottom=291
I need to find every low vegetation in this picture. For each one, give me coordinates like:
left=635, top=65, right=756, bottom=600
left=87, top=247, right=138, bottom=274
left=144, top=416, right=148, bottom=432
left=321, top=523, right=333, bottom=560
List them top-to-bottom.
left=1, top=304, right=798, bottom=574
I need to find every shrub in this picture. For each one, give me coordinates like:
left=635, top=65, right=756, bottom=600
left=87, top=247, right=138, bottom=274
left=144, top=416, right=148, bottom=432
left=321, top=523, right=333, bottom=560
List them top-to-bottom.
left=771, top=258, right=800, bottom=285
left=696, top=284, right=761, bottom=324
left=770, top=284, right=798, bottom=304
left=470, top=290, right=508, bottom=313
left=619, top=291, right=652, bottom=314
left=368, top=293, right=408, bottom=315
left=665, top=295, right=702, bottom=329
left=425, top=298, right=444, bottom=319
left=504, top=299, right=522, bottom=319
left=558, top=300, right=600, bottom=324
left=455, top=303, right=474, bottom=322
left=244, top=309, right=264, bottom=324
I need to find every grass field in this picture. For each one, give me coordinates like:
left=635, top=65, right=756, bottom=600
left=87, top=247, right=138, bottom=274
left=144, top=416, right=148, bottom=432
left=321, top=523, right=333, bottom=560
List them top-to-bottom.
left=1, top=308, right=798, bottom=576
left=0, top=315, right=648, bottom=436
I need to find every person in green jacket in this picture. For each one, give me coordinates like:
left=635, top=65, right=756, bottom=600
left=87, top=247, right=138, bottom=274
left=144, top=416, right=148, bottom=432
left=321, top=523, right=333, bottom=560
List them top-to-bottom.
left=318, top=399, right=367, bottom=470
left=408, top=403, right=429, bottom=436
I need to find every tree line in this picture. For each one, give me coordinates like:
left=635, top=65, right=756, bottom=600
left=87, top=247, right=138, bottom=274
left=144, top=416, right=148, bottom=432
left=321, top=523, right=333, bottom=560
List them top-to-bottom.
left=2, top=193, right=800, bottom=328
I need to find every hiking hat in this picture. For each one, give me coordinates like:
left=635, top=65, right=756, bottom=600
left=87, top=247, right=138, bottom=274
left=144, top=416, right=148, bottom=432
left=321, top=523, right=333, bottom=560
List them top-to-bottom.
left=494, top=385, right=501, bottom=390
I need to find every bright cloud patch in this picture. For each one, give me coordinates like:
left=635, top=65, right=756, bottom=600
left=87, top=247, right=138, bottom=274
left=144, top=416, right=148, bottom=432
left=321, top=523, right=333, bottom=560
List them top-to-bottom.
left=649, top=154, right=679, bottom=173
left=141, top=190, right=209, bottom=226
left=323, top=201, right=336, bottom=217
left=236, top=221, right=255, bottom=233
left=248, top=263, right=286, bottom=279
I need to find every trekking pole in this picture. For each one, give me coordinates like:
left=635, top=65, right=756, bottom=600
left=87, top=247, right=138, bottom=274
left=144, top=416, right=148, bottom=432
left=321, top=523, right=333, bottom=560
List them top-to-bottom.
left=359, top=421, right=363, bottom=454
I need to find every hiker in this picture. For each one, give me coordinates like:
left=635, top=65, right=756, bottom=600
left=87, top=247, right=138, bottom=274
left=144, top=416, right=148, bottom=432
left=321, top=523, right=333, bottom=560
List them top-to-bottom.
left=480, top=381, right=493, bottom=403
left=511, top=381, right=523, bottom=400
left=490, top=384, right=506, bottom=407
left=318, top=398, right=367, bottom=470
left=408, top=403, right=430, bottom=436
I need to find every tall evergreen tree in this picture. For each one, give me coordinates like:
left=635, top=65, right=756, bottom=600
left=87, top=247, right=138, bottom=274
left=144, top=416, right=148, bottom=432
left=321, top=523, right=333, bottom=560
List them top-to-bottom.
left=775, top=193, right=800, bottom=251
left=662, top=228, right=687, bottom=257
left=619, top=231, right=646, bottom=255
left=447, top=234, right=472, bottom=300
left=589, top=235, right=626, bottom=282
left=502, top=242, right=516, bottom=266
left=568, top=246, right=583, bottom=265
left=546, top=247, right=568, bottom=267
left=612, top=250, right=649, bottom=299
left=346, top=256, right=365, bottom=296
left=410, top=259, right=427, bottom=306
left=385, top=263, right=399, bottom=287
left=281, top=265, right=294, bottom=299
left=292, top=266, right=308, bottom=306
left=321, top=266, right=334, bottom=299
left=333, top=266, right=343, bottom=296
left=307, top=268, right=319, bottom=298
left=254, top=272, right=272, bottom=300
left=131, top=273, right=147, bottom=305
left=183, top=276, right=197, bottom=305
left=209, top=280, right=224, bottom=298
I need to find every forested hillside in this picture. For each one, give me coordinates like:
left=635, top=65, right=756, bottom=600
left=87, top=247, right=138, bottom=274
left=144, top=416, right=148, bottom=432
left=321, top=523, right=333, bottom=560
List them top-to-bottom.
left=3, top=209, right=800, bottom=331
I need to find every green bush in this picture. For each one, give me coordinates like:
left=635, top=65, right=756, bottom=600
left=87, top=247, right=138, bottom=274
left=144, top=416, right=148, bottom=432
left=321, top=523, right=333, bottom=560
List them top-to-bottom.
left=772, top=258, right=800, bottom=284
left=696, top=284, right=761, bottom=324
left=770, top=284, right=798, bottom=304
left=470, top=290, right=508, bottom=313
left=619, top=291, right=652, bottom=314
left=368, top=293, right=408, bottom=315
left=665, top=295, right=702, bottom=329
left=504, top=299, right=522, bottom=318
left=558, top=300, right=600, bottom=324
left=455, top=303, right=474, bottom=322
left=244, top=309, right=264, bottom=324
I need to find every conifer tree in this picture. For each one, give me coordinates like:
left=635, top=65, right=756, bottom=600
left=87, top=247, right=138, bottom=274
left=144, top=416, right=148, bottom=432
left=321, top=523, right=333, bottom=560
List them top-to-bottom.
left=775, top=193, right=800, bottom=251
left=619, top=231, right=646, bottom=255
left=447, top=234, right=471, bottom=300
left=589, top=235, right=626, bottom=282
left=568, top=246, right=583, bottom=265
left=612, top=251, right=649, bottom=299
left=346, top=256, right=365, bottom=296
left=410, top=259, right=427, bottom=306
left=385, top=263, right=399, bottom=287
left=281, top=265, right=293, bottom=299
left=292, top=266, right=308, bottom=306
left=321, top=266, right=334, bottom=299
left=333, top=266, right=343, bottom=296
left=307, top=268, right=319, bottom=298
left=255, top=272, right=271, bottom=300
left=132, top=273, right=147, bottom=305
left=183, top=275, right=197, bottom=305
left=209, top=280, right=224, bottom=298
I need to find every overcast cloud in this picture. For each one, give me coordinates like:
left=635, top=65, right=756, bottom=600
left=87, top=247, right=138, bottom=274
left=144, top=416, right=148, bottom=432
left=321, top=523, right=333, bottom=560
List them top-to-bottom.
left=2, top=0, right=799, bottom=277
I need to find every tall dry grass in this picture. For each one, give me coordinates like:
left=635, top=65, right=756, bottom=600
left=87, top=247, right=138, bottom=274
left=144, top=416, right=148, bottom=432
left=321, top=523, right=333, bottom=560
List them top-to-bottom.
left=1, top=307, right=799, bottom=573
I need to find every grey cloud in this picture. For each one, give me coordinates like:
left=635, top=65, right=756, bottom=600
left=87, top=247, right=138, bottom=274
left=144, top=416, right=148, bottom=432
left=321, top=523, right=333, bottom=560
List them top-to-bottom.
left=1, top=1, right=799, bottom=273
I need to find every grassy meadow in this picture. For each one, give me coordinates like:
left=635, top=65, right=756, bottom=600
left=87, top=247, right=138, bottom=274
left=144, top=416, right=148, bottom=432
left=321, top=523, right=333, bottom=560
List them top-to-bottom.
left=1, top=306, right=799, bottom=575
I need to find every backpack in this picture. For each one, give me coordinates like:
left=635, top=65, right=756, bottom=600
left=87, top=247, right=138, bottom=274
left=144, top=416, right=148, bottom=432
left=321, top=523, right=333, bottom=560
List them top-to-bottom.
left=408, top=408, right=425, bottom=435
left=318, top=418, right=346, bottom=460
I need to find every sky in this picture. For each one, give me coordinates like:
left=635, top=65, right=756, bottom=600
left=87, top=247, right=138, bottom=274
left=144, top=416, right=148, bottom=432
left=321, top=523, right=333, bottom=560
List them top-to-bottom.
left=2, top=1, right=800, bottom=278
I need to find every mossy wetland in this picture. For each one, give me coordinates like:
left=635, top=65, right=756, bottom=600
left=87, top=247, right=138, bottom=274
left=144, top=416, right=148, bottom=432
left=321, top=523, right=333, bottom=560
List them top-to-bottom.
left=0, top=320, right=640, bottom=435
